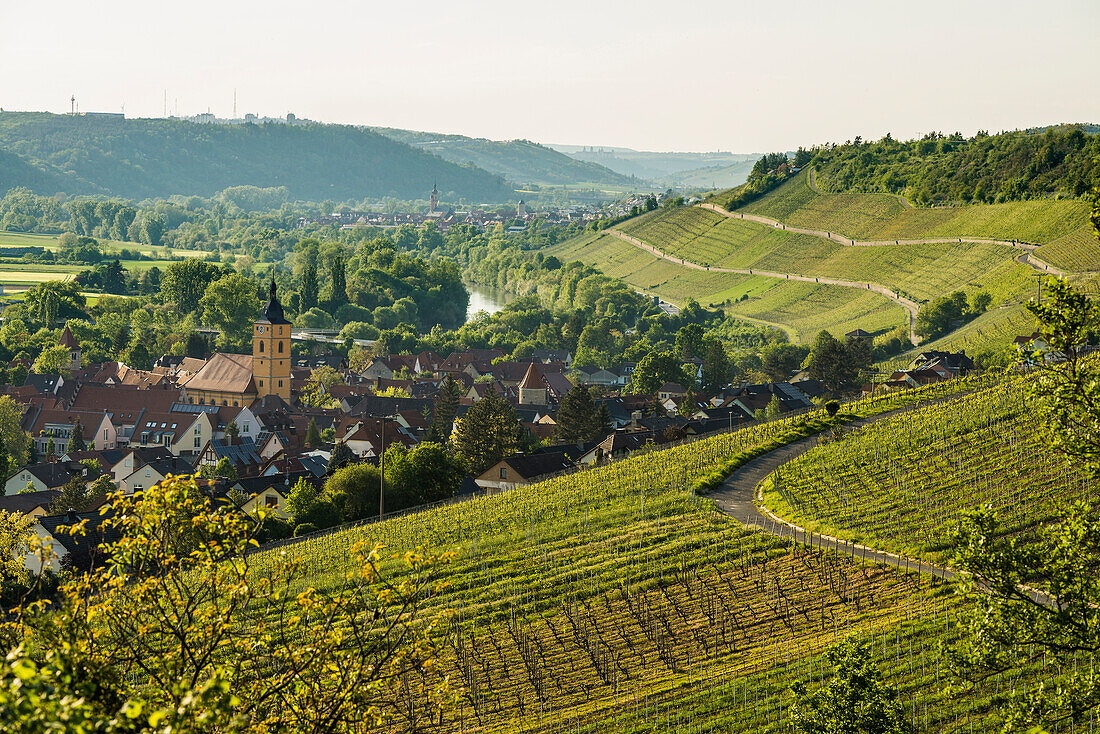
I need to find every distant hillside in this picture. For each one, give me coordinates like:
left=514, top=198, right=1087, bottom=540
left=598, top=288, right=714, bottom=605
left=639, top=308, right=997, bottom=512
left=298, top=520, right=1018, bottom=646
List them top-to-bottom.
left=0, top=112, right=512, bottom=202
left=812, top=124, right=1099, bottom=204
left=370, top=128, right=634, bottom=187
left=550, top=145, right=760, bottom=184
left=661, top=160, right=756, bottom=190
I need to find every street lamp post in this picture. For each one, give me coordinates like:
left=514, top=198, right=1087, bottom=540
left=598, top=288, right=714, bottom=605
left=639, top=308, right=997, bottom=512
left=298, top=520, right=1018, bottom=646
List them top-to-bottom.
left=378, top=416, right=386, bottom=520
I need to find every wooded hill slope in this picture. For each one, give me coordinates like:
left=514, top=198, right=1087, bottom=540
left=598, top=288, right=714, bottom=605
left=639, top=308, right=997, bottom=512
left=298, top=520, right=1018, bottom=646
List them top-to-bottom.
left=0, top=112, right=512, bottom=202
left=810, top=124, right=1098, bottom=204
left=369, top=127, right=635, bottom=187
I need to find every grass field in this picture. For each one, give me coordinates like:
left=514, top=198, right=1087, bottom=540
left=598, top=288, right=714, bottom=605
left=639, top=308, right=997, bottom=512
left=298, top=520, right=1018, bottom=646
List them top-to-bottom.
left=737, top=170, right=1090, bottom=246
left=0, top=230, right=212, bottom=258
left=549, top=232, right=907, bottom=342
left=761, top=376, right=1091, bottom=570
left=247, top=385, right=1029, bottom=732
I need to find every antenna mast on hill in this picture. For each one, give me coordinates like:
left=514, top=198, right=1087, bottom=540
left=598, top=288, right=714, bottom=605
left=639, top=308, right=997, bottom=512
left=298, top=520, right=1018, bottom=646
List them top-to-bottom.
left=70, top=95, right=75, bottom=116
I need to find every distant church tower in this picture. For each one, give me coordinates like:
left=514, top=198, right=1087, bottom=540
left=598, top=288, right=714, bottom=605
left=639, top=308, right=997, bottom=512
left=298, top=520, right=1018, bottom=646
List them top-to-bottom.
left=429, top=182, right=439, bottom=212
left=517, top=199, right=526, bottom=217
left=253, top=278, right=291, bottom=400
left=58, top=325, right=81, bottom=372
left=518, top=363, right=547, bottom=406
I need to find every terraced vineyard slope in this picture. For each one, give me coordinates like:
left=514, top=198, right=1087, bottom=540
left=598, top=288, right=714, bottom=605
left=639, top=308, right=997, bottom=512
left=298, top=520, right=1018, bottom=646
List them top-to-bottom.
left=760, top=374, right=1093, bottom=567
left=249, top=380, right=1035, bottom=733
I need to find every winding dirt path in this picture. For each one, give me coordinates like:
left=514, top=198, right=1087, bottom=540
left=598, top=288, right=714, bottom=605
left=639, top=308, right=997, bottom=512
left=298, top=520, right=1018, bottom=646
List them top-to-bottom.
left=697, top=202, right=1038, bottom=252
left=606, top=228, right=920, bottom=343
left=1015, top=252, right=1068, bottom=277
left=709, top=395, right=1053, bottom=606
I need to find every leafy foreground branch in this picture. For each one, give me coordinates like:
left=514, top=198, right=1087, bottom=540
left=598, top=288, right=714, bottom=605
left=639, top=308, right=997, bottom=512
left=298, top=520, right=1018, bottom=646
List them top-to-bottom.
left=0, top=475, right=456, bottom=734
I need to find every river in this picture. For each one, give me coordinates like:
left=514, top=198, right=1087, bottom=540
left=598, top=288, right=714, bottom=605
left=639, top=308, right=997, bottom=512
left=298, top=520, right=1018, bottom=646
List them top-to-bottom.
left=465, top=283, right=514, bottom=322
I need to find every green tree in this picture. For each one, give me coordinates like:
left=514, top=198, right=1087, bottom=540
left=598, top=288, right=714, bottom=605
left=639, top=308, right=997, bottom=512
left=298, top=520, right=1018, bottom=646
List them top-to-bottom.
left=140, top=212, right=166, bottom=245
left=326, top=252, right=348, bottom=312
left=301, top=254, right=319, bottom=311
left=160, top=259, right=224, bottom=315
left=199, top=273, right=261, bottom=347
left=1024, top=276, right=1100, bottom=470
left=24, top=281, right=86, bottom=325
left=675, top=324, right=705, bottom=360
left=805, top=331, right=869, bottom=395
left=701, top=338, right=731, bottom=391
left=123, top=341, right=152, bottom=370
left=762, top=343, right=807, bottom=382
left=32, top=345, right=72, bottom=375
left=631, top=350, right=689, bottom=395
left=301, top=366, right=341, bottom=408
left=428, top=374, right=462, bottom=443
left=553, top=384, right=604, bottom=443
left=451, top=391, right=524, bottom=475
left=66, top=418, right=86, bottom=454
left=304, top=418, right=321, bottom=448
left=224, top=421, right=239, bottom=443
left=329, top=442, right=353, bottom=471
left=383, top=442, right=465, bottom=511
left=212, top=457, right=237, bottom=481
left=324, top=462, right=386, bottom=521
left=0, top=475, right=448, bottom=731
left=49, top=476, right=92, bottom=514
left=790, top=638, right=908, bottom=734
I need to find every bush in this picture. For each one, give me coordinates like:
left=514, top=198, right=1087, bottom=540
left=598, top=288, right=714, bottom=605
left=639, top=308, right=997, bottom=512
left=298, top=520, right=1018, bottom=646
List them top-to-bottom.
left=334, top=303, right=373, bottom=325
left=295, top=307, right=333, bottom=329
left=293, top=522, right=317, bottom=537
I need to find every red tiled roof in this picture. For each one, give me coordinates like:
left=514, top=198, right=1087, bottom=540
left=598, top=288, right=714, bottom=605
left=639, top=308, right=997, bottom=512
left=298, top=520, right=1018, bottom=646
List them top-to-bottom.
left=181, top=353, right=255, bottom=394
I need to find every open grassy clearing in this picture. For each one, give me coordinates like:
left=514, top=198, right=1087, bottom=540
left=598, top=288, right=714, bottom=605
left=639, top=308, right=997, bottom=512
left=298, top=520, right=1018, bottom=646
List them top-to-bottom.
left=736, top=171, right=1090, bottom=246
left=616, top=205, right=1031, bottom=305
left=0, top=229, right=212, bottom=258
left=549, top=232, right=906, bottom=342
left=762, top=376, right=1093, bottom=572
left=248, top=381, right=1028, bottom=732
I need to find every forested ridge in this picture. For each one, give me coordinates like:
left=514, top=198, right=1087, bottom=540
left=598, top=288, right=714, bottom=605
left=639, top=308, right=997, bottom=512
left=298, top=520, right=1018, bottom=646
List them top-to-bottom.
left=0, top=112, right=512, bottom=202
left=811, top=124, right=1098, bottom=204
left=369, top=127, right=634, bottom=186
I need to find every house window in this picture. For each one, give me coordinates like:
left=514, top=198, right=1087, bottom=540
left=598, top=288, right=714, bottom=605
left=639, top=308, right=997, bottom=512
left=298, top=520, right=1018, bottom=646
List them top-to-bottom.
left=258, top=379, right=264, bottom=387
left=278, top=380, right=283, bottom=388
left=222, top=400, right=228, bottom=406
left=233, top=401, right=238, bottom=407
left=194, top=436, right=201, bottom=448
left=145, top=467, right=151, bottom=477
left=499, top=467, right=507, bottom=479
left=132, top=485, right=142, bottom=494
left=265, top=494, right=278, bottom=508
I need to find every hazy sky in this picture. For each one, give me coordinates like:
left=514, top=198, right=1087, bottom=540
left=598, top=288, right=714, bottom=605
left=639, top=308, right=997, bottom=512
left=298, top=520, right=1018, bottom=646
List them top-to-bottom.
left=2, top=0, right=1096, bottom=152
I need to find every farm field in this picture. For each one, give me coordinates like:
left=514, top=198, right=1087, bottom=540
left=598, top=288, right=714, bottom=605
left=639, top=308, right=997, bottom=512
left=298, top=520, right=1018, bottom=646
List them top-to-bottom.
left=735, top=170, right=1090, bottom=247
left=616, top=205, right=1032, bottom=305
left=0, top=229, right=212, bottom=258
left=548, top=231, right=906, bottom=342
left=761, top=375, right=1092, bottom=569
left=250, top=378, right=1022, bottom=732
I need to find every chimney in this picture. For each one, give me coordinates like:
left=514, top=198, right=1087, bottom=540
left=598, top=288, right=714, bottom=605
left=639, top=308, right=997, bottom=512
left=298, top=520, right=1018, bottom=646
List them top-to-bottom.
left=631, top=410, right=641, bottom=430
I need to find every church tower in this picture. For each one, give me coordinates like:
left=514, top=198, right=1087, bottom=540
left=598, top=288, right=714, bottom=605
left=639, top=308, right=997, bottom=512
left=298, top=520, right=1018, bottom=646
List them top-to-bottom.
left=429, top=182, right=438, bottom=212
left=253, top=277, right=291, bottom=400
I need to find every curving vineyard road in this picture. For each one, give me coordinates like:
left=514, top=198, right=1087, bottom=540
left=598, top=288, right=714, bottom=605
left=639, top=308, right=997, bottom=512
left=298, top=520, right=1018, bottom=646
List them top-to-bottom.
left=606, top=228, right=921, bottom=344
left=708, top=396, right=1054, bottom=606
left=708, top=403, right=957, bottom=582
